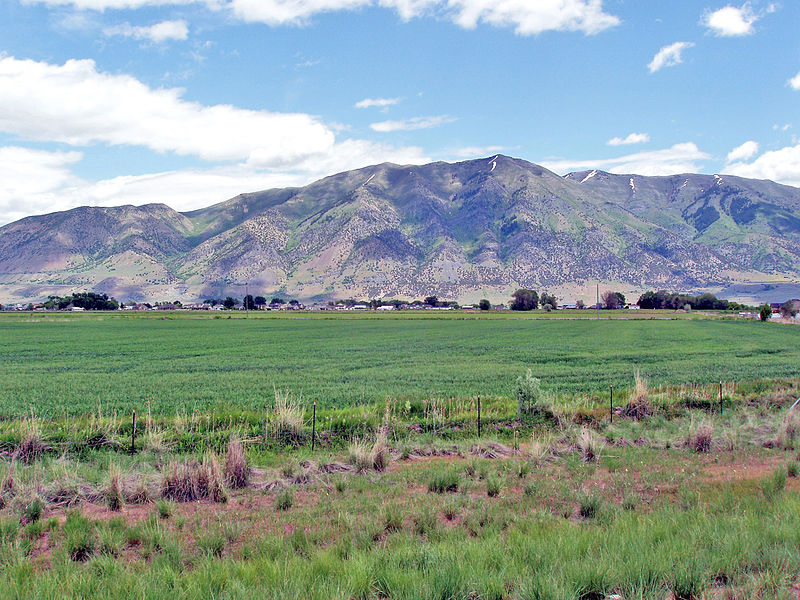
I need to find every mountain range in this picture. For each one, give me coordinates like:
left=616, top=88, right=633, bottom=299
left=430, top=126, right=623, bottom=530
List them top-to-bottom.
left=2, top=155, right=800, bottom=305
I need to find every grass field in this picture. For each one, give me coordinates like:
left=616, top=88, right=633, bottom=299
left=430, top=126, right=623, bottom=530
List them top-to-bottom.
left=0, top=310, right=797, bottom=417
left=2, top=311, right=800, bottom=598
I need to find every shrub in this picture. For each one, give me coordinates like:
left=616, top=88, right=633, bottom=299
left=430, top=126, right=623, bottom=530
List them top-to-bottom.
left=516, top=369, right=549, bottom=417
left=224, top=435, right=250, bottom=489
left=428, top=469, right=461, bottom=494
left=486, top=477, right=501, bottom=498
left=275, top=488, right=294, bottom=511
left=578, top=494, right=602, bottom=519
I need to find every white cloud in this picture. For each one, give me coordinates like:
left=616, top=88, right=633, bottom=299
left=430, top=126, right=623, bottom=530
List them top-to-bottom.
left=26, top=0, right=620, bottom=35
left=703, top=4, right=758, bottom=36
left=103, top=19, right=189, bottom=42
left=648, top=41, right=694, bottom=73
left=0, top=55, right=334, bottom=166
left=789, top=71, right=800, bottom=91
left=355, top=97, right=401, bottom=109
left=370, top=115, right=455, bottom=132
left=607, top=132, right=650, bottom=146
left=0, top=140, right=429, bottom=225
left=726, top=140, right=759, bottom=162
left=541, top=142, right=711, bottom=176
left=724, top=142, right=800, bottom=187
left=453, top=145, right=508, bottom=158
left=0, top=147, right=84, bottom=224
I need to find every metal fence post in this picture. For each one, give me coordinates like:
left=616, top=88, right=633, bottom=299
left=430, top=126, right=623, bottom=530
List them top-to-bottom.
left=719, top=381, right=723, bottom=416
left=610, top=384, right=613, bottom=423
left=477, top=394, right=481, bottom=438
left=311, top=400, right=316, bottom=451
left=130, top=409, right=136, bottom=454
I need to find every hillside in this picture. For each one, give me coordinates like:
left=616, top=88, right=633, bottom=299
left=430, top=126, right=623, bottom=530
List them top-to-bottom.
left=2, top=155, right=800, bottom=304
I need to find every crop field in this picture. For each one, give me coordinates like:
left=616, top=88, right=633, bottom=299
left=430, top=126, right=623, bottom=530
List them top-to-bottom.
left=0, top=310, right=798, bottom=417
left=2, top=311, right=800, bottom=598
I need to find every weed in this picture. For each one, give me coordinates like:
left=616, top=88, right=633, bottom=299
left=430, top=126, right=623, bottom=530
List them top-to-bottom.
left=271, top=388, right=304, bottom=442
left=577, top=428, right=604, bottom=462
left=428, top=469, right=461, bottom=493
left=486, top=476, right=501, bottom=497
left=275, top=488, right=294, bottom=511
left=578, top=494, right=602, bottom=519
left=20, top=497, right=44, bottom=524
left=155, top=499, right=174, bottom=519
left=382, top=505, right=404, bottom=532
left=63, top=509, right=95, bottom=562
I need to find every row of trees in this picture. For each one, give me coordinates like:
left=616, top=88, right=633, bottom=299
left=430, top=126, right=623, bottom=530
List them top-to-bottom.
left=510, top=289, right=559, bottom=311
left=636, top=290, right=749, bottom=311
left=42, top=292, right=119, bottom=311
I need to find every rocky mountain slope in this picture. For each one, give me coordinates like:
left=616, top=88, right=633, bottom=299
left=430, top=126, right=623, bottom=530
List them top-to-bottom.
left=2, top=155, right=800, bottom=304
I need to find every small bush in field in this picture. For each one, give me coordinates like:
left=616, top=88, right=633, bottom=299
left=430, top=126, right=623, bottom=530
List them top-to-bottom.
left=578, top=494, right=602, bottom=519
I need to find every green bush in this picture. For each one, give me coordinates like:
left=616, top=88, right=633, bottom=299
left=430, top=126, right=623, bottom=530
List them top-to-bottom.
left=516, top=369, right=551, bottom=418
left=21, top=497, right=44, bottom=524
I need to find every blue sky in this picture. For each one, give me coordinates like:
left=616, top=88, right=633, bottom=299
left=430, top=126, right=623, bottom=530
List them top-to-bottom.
left=0, top=0, right=798, bottom=224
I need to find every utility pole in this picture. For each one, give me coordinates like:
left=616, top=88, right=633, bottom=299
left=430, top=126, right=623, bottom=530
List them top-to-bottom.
left=245, top=282, right=249, bottom=319
left=596, top=283, right=600, bottom=320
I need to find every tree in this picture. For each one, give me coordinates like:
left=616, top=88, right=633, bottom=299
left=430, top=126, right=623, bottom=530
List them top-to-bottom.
left=511, top=289, right=538, bottom=311
left=601, top=291, right=625, bottom=310
left=540, top=292, right=558, bottom=310
left=243, top=295, right=255, bottom=310
left=223, top=296, right=237, bottom=310
left=254, top=296, right=266, bottom=307
left=424, top=296, right=439, bottom=307
left=271, top=297, right=286, bottom=305
left=478, top=299, right=491, bottom=311
left=576, top=299, right=586, bottom=310
left=780, top=301, right=799, bottom=318
left=760, top=304, right=773, bottom=321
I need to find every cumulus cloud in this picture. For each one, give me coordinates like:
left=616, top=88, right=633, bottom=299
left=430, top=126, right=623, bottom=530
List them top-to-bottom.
left=26, top=0, right=620, bottom=35
left=703, top=4, right=758, bottom=36
left=103, top=19, right=189, bottom=42
left=648, top=42, right=694, bottom=73
left=0, top=55, right=335, bottom=166
left=789, top=71, right=800, bottom=91
left=354, top=97, right=401, bottom=109
left=370, top=115, right=455, bottom=132
left=607, top=132, right=649, bottom=146
left=726, top=140, right=759, bottom=163
left=541, top=143, right=711, bottom=176
left=724, top=143, right=800, bottom=187
left=0, top=147, right=84, bottom=224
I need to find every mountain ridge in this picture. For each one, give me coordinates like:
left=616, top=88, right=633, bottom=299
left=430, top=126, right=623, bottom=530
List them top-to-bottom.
left=2, top=155, right=800, bottom=304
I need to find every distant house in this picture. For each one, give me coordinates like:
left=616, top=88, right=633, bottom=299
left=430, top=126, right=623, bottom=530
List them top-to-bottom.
left=559, top=303, right=577, bottom=310
left=377, top=305, right=394, bottom=311
left=70, top=306, right=85, bottom=311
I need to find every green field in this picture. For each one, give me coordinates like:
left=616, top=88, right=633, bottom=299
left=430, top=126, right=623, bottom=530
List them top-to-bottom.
left=0, top=310, right=797, bottom=416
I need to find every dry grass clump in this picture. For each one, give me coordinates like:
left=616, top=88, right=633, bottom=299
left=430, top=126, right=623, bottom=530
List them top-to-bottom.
left=621, top=371, right=651, bottom=420
left=271, top=389, right=304, bottom=442
left=777, top=409, right=800, bottom=449
left=15, top=419, right=46, bottom=464
left=688, top=422, right=714, bottom=453
left=577, top=427, right=604, bottom=462
left=347, top=430, right=392, bottom=473
left=528, top=432, right=553, bottom=465
left=224, top=435, right=250, bottom=489
left=161, top=455, right=227, bottom=503
left=0, top=464, right=16, bottom=506
left=106, top=464, right=124, bottom=511
left=124, top=477, right=151, bottom=504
